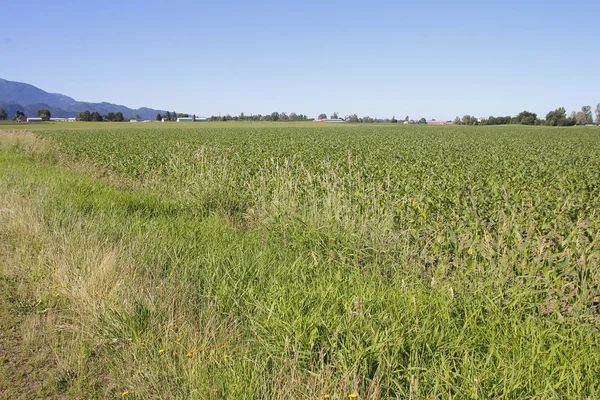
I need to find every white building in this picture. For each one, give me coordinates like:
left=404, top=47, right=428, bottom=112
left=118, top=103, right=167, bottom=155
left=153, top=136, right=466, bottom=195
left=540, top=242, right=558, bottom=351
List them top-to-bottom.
left=26, top=117, right=43, bottom=123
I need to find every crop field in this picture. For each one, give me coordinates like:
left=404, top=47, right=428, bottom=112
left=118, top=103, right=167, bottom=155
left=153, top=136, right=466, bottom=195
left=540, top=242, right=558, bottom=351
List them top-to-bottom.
left=1, top=123, right=599, bottom=399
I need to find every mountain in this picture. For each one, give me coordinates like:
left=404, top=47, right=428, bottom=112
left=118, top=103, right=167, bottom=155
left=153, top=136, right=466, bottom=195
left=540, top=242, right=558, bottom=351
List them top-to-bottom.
left=0, top=78, right=167, bottom=120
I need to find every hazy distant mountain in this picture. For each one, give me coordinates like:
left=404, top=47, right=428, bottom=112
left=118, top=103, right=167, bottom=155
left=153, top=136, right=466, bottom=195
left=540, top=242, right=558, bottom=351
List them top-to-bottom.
left=0, top=78, right=167, bottom=120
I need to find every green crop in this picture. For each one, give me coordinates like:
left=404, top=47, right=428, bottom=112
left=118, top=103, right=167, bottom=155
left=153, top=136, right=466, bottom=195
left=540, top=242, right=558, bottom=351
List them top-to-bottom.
left=2, top=123, right=599, bottom=398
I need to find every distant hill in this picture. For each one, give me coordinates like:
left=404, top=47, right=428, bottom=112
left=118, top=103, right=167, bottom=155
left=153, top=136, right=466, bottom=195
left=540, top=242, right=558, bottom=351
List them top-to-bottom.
left=0, top=78, right=167, bottom=120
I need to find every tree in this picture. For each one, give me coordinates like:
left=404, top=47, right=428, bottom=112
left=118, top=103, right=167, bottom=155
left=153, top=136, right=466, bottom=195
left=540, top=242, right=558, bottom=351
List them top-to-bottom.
left=595, top=104, right=600, bottom=124
left=582, top=105, right=593, bottom=125
left=545, top=107, right=568, bottom=126
left=0, top=109, right=7, bottom=120
left=37, top=109, right=51, bottom=121
left=76, top=110, right=91, bottom=122
left=514, top=110, right=537, bottom=125
left=12, top=111, right=25, bottom=121
left=91, top=111, right=103, bottom=122
left=171, top=111, right=177, bottom=121
left=574, top=111, right=586, bottom=125
left=114, top=112, right=124, bottom=122
left=331, top=112, right=339, bottom=119
left=156, top=113, right=162, bottom=121
left=318, top=113, right=327, bottom=120
left=135, top=114, right=141, bottom=121
left=460, top=115, right=478, bottom=125
left=391, top=116, right=397, bottom=123
left=404, top=116, right=409, bottom=122
left=453, top=116, right=461, bottom=125
left=419, top=117, right=427, bottom=124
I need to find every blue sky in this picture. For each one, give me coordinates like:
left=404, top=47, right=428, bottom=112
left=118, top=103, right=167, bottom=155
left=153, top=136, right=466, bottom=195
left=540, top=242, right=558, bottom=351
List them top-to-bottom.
left=1, top=0, right=599, bottom=120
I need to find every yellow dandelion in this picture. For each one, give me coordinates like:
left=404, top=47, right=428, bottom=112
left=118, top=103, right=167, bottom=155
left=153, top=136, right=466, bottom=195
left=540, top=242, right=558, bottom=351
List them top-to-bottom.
left=55, top=293, right=60, bottom=297
left=175, top=337, right=182, bottom=343
left=219, top=344, right=227, bottom=349
left=158, top=348, right=165, bottom=354
left=186, top=351, right=193, bottom=358
left=223, top=354, right=230, bottom=359
left=191, top=369, right=196, bottom=375
left=212, top=387, right=218, bottom=393
left=121, top=390, right=129, bottom=397
left=348, top=394, right=358, bottom=399
left=324, top=395, right=331, bottom=399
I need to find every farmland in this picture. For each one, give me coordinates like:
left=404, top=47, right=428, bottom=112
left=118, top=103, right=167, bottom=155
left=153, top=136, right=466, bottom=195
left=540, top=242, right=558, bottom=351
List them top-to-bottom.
left=1, top=123, right=599, bottom=399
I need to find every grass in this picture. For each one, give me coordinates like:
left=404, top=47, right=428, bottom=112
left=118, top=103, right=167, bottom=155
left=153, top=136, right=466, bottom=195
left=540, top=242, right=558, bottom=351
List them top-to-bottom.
left=0, top=124, right=599, bottom=399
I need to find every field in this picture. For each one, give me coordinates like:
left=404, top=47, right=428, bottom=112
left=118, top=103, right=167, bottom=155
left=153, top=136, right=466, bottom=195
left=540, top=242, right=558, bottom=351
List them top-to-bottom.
left=1, top=122, right=599, bottom=399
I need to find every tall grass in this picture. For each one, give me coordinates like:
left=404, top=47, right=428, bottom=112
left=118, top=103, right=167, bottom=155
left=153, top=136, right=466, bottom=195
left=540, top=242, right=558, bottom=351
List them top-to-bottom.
left=1, top=125, right=599, bottom=398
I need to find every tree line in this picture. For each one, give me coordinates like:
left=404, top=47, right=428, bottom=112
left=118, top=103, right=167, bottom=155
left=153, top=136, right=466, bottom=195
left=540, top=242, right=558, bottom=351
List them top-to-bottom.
left=2, top=104, right=600, bottom=125
left=454, top=104, right=600, bottom=126
left=75, top=110, right=128, bottom=122
left=203, top=112, right=312, bottom=122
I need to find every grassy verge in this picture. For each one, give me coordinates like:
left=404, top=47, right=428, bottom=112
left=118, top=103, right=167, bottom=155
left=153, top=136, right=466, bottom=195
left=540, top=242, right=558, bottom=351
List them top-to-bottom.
left=0, top=129, right=599, bottom=399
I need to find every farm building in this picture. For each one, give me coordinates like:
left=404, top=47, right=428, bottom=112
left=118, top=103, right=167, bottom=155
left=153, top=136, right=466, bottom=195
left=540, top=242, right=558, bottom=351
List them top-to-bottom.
left=26, top=117, right=43, bottom=123
left=49, top=117, right=69, bottom=122
left=177, top=117, right=193, bottom=122
left=427, top=121, right=453, bottom=125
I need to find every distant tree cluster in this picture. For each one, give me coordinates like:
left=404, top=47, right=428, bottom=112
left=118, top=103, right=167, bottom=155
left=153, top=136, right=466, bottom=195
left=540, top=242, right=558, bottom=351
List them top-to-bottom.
left=455, top=104, right=600, bottom=126
left=0, top=108, right=7, bottom=120
left=36, top=109, right=51, bottom=121
left=76, top=110, right=123, bottom=122
left=159, top=111, right=183, bottom=121
left=207, top=112, right=311, bottom=122
left=345, top=114, right=427, bottom=124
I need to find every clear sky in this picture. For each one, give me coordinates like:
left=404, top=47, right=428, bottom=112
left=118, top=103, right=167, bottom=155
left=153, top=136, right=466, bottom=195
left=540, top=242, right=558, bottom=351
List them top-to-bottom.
left=1, top=0, right=598, bottom=120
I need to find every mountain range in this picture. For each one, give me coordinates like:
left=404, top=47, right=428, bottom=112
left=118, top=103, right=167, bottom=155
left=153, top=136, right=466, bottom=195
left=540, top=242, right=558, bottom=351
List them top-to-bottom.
left=0, top=78, right=167, bottom=120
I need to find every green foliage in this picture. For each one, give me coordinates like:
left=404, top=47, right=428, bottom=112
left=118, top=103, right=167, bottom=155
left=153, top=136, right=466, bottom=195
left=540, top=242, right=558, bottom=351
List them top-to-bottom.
left=545, top=107, right=575, bottom=126
left=0, top=108, right=7, bottom=120
left=36, top=109, right=51, bottom=121
left=12, top=110, right=25, bottom=121
left=76, top=110, right=91, bottom=122
left=514, top=110, right=537, bottom=125
left=457, top=115, right=479, bottom=125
